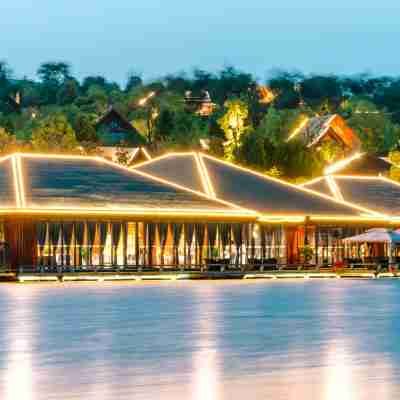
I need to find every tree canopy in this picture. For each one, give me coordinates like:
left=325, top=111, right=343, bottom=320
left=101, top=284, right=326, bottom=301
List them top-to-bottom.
left=1, top=60, right=400, bottom=179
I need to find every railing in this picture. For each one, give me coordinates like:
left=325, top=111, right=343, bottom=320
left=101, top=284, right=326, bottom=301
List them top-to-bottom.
left=17, top=260, right=396, bottom=275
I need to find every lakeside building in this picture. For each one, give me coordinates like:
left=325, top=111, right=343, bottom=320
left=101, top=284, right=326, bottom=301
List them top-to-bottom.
left=95, top=107, right=148, bottom=163
left=288, top=114, right=361, bottom=155
left=0, top=152, right=396, bottom=272
left=134, top=152, right=394, bottom=266
left=301, top=153, right=400, bottom=217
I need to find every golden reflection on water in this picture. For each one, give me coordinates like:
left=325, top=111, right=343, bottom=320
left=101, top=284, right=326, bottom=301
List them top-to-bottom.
left=0, top=281, right=399, bottom=400
left=192, top=285, right=221, bottom=400
left=4, top=288, right=34, bottom=400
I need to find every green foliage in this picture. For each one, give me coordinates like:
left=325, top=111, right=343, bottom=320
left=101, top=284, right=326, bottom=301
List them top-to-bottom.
left=2, top=61, right=400, bottom=181
left=344, top=98, right=400, bottom=154
left=218, top=99, right=250, bottom=160
left=31, top=114, right=79, bottom=153
left=0, top=127, right=17, bottom=154
left=319, top=140, right=345, bottom=164
left=389, top=151, right=400, bottom=182
left=300, top=245, right=314, bottom=262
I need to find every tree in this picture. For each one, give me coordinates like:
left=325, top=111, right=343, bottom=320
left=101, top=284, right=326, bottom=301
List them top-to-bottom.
left=0, top=61, right=12, bottom=86
left=37, top=62, right=71, bottom=84
left=125, top=74, right=142, bottom=92
left=57, top=78, right=79, bottom=105
left=344, top=98, right=400, bottom=154
left=218, top=99, right=250, bottom=160
left=72, top=113, right=97, bottom=142
left=31, top=114, right=79, bottom=153
left=0, top=127, right=17, bottom=154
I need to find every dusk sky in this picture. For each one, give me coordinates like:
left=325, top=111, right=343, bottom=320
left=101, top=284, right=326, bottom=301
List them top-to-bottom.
left=2, top=0, right=400, bottom=83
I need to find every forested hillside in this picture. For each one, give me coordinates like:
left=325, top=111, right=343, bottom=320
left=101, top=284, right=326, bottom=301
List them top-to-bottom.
left=1, top=60, right=400, bottom=180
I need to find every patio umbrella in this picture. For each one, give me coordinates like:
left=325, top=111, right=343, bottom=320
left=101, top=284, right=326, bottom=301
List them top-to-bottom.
left=343, top=228, right=400, bottom=262
left=343, top=228, right=400, bottom=244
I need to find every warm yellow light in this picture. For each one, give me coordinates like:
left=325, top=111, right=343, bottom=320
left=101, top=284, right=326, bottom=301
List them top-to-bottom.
left=138, top=91, right=156, bottom=106
left=287, top=116, right=310, bottom=141
left=140, top=147, right=152, bottom=160
left=13, top=152, right=253, bottom=214
left=324, top=152, right=363, bottom=175
left=200, top=153, right=381, bottom=217
left=199, top=154, right=216, bottom=198
left=11, top=155, right=21, bottom=208
left=16, top=155, right=26, bottom=208
left=326, top=175, right=343, bottom=201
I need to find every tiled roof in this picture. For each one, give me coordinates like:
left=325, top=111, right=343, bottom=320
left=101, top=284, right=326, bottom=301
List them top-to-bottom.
left=135, top=153, right=376, bottom=217
left=0, top=154, right=252, bottom=218
left=303, top=175, right=400, bottom=216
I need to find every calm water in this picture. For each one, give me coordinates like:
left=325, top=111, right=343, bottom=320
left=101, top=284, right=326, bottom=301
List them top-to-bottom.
left=0, top=280, right=399, bottom=400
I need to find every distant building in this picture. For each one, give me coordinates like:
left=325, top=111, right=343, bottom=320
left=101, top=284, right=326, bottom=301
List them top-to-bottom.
left=184, top=90, right=216, bottom=116
left=95, top=107, right=148, bottom=163
left=290, top=114, right=361, bottom=153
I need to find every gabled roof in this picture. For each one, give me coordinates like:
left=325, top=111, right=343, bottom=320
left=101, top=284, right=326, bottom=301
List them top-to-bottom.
left=96, top=107, right=146, bottom=147
left=290, top=114, right=360, bottom=149
left=135, top=152, right=381, bottom=221
left=324, top=152, right=392, bottom=176
left=0, top=153, right=254, bottom=219
left=302, top=175, right=400, bottom=216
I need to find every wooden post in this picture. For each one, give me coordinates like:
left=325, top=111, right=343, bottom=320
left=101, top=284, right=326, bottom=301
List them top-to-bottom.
left=4, top=217, right=37, bottom=272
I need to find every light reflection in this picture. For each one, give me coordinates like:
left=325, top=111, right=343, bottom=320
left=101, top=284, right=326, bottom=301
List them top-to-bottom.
left=192, top=286, right=221, bottom=400
left=3, top=288, right=34, bottom=400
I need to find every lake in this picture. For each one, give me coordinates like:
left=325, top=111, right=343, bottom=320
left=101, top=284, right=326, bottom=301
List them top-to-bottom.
left=0, top=279, right=399, bottom=400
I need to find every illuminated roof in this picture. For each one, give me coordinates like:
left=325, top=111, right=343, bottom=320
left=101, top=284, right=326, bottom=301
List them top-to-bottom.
left=292, top=114, right=360, bottom=149
left=135, top=152, right=379, bottom=219
left=324, top=153, right=392, bottom=176
left=0, top=154, right=254, bottom=218
left=0, top=157, right=17, bottom=208
left=302, top=175, right=400, bottom=215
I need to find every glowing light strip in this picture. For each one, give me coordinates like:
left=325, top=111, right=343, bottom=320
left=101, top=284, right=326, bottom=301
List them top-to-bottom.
left=287, top=117, right=310, bottom=141
left=127, top=147, right=139, bottom=164
left=141, top=147, right=152, bottom=160
left=17, top=152, right=254, bottom=214
left=133, top=152, right=192, bottom=169
left=324, top=152, right=364, bottom=175
left=194, top=153, right=211, bottom=196
left=194, top=153, right=216, bottom=198
left=199, top=153, right=216, bottom=198
left=200, top=153, right=381, bottom=216
left=0, top=154, right=13, bottom=164
left=16, top=154, right=26, bottom=208
left=98, top=154, right=251, bottom=212
left=11, top=156, right=21, bottom=208
left=326, top=175, right=343, bottom=201
left=299, top=176, right=326, bottom=187
left=0, top=208, right=255, bottom=219
left=258, top=215, right=389, bottom=224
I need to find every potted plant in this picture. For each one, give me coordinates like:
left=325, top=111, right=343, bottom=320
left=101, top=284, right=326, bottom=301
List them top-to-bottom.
left=300, top=245, right=314, bottom=264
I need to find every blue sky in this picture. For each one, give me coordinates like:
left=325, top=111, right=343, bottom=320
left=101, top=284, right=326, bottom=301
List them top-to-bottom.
left=2, top=0, right=400, bottom=84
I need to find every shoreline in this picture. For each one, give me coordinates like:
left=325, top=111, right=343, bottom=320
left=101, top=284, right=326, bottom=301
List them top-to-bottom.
left=3, top=270, right=399, bottom=283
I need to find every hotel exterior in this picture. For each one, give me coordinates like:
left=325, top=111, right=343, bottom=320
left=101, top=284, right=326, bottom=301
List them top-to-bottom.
left=0, top=152, right=395, bottom=273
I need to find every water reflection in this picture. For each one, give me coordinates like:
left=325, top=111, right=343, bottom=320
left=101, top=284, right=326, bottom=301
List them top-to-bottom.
left=0, top=281, right=399, bottom=400
left=192, top=285, right=220, bottom=400
left=3, top=288, right=34, bottom=400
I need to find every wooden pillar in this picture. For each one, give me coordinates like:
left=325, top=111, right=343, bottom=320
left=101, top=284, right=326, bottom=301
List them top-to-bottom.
left=4, top=217, right=37, bottom=271
left=285, top=227, right=297, bottom=265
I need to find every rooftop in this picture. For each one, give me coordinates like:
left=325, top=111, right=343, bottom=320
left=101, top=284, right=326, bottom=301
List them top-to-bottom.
left=134, top=152, right=381, bottom=221
left=0, top=153, right=253, bottom=219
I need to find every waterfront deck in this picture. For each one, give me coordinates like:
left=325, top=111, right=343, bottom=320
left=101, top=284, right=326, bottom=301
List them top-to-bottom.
left=12, top=266, right=400, bottom=283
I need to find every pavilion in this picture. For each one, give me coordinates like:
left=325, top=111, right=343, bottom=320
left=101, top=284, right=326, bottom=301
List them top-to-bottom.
left=0, top=152, right=395, bottom=272
left=134, top=152, right=391, bottom=265
left=301, top=153, right=400, bottom=217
